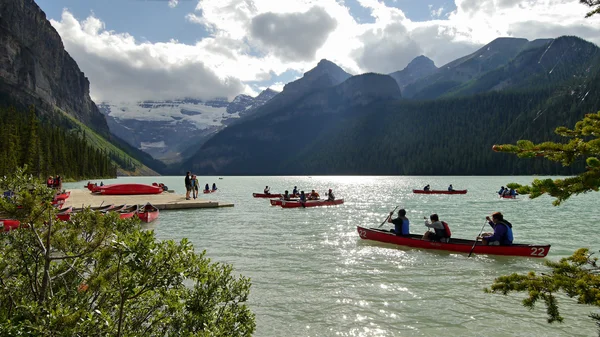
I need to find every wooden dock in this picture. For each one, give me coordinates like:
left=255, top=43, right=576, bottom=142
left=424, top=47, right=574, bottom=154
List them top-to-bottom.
left=64, top=189, right=234, bottom=210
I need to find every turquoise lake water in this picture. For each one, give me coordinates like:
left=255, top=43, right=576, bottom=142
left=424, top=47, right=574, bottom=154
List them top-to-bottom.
left=65, top=176, right=600, bottom=337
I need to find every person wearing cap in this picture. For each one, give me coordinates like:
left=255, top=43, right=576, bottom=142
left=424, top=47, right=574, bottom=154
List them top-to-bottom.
left=326, top=189, right=335, bottom=201
left=387, top=209, right=409, bottom=236
left=479, top=212, right=513, bottom=245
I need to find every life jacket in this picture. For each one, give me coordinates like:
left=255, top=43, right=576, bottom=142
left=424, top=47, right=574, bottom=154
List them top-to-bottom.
left=47, top=179, right=53, bottom=187
left=442, top=221, right=451, bottom=238
left=497, top=221, right=513, bottom=243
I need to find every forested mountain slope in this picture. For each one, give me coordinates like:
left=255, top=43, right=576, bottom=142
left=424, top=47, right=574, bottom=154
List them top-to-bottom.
left=0, top=0, right=164, bottom=176
left=181, top=37, right=600, bottom=175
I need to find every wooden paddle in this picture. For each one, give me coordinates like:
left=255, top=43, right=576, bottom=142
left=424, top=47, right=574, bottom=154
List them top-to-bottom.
left=379, top=206, right=399, bottom=228
left=468, top=220, right=489, bottom=257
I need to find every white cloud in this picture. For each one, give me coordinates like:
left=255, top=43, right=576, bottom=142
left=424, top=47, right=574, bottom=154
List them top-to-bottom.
left=48, top=0, right=600, bottom=104
left=168, top=0, right=179, bottom=8
left=250, top=7, right=338, bottom=62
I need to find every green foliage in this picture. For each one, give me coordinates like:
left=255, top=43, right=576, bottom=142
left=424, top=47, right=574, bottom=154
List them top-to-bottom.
left=581, top=0, right=600, bottom=17
left=0, top=106, right=117, bottom=180
left=494, top=111, right=600, bottom=205
left=0, top=169, right=255, bottom=336
left=486, top=248, right=600, bottom=332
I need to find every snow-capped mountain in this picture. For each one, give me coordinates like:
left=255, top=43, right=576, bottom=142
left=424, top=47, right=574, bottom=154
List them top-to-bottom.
left=98, top=89, right=279, bottom=163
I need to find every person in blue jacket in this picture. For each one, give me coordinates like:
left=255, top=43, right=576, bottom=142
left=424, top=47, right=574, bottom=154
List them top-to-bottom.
left=299, top=191, right=306, bottom=202
left=387, top=209, right=410, bottom=236
left=479, top=212, right=513, bottom=245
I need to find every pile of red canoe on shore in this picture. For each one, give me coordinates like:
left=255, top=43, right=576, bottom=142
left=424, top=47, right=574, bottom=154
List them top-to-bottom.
left=85, top=183, right=167, bottom=195
left=2, top=203, right=160, bottom=232
left=56, top=203, right=159, bottom=222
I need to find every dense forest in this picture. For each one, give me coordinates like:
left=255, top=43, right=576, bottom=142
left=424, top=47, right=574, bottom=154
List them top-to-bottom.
left=0, top=106, right=116, bottom=179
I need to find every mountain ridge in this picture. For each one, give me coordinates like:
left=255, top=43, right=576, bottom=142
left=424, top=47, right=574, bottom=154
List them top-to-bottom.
left=177, top=35, right=600, bottom=175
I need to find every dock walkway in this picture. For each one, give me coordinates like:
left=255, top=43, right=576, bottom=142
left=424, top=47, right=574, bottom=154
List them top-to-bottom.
left=64, top=189, right=234, bottom=210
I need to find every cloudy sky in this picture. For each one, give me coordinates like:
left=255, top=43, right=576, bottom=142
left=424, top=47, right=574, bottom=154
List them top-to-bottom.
left=36, top=0, right=600, bottom=103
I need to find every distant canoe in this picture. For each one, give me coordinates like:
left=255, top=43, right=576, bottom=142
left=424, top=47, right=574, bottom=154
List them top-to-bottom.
left=98, top=184, right=163, bottom=195
left=203, top=189, right=217, bottom=194
left=413, top=189, right=467, bottom=195
left=253, top=192, right=282, bottom=198
left=500, top=195, right=517, bottom=199
left=270, top=198, right=300, bottom=206
left=280, top=199, right=344, bottom=208
left=137, top=203, right=159, bottom=223
left=357, top=226, right=550, bottom=258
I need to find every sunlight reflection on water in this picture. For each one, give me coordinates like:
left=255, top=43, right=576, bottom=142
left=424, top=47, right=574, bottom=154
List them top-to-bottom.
left=65, top=176, right=600, bottom=337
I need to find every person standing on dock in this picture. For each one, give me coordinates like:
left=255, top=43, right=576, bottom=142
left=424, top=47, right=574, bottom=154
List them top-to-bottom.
left=185, top=172, right=192, bottom=200
left=191, top=175, right=198, bottom=199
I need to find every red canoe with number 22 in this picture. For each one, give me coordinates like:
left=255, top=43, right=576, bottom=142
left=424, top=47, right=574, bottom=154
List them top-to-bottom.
left=356, top=226, right=550, bottom=258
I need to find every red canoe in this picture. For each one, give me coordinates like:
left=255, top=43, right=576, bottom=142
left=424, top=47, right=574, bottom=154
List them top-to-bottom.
left=85, top=183, right=102, bottom=193
left=98, top=184, right=163, bottom=195
left=203, top=189, right=217, bottom=194
left=413, top=189, right=468, bottom=195
left=54, top=191, right=71, bottom=201
left=253, top=192, right=283, bottom=198
left=500, top=195, right=517, bottom=199
left=270, top=198, right=300, bottom=206
left=51, top=199, right=65, bottom=207
left=280, top=199, right=344, bottom=208
left=137, top=203, right=159, bottom=223
left=72, top=204, right=115, bottom=213
left=118, top=205, right=139, bottom=219
left=56, top=206, right=74, bottom=221
left=0, top=219, right=21, bottom=231
left=356, top=226, right=550, bottom=258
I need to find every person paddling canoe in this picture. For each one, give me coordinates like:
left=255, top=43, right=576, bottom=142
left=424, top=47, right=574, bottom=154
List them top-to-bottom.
left=264, top=186, right=270, bottom=194
left=326, top=189, right=335, bottom=201
left=387, top=209, right=409, bottom=236
left=478, top=212, right=514, bottom=245
left=423, top=214, right=451, bottom=242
